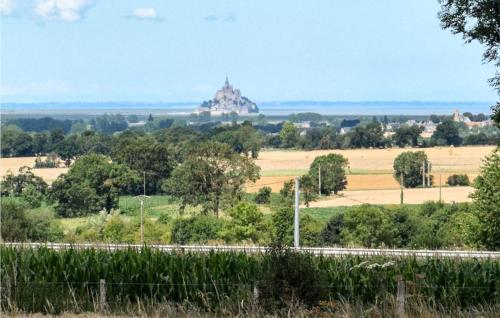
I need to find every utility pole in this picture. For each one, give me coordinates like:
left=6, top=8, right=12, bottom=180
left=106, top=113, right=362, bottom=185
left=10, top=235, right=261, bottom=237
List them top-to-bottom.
left=422, top=161, right=426, bottom=188
left=427, top=161, right=431, bottom=188
left=318, top=164, right=321, bottom=196
left=136, top=171, right=150, bottom=245
left=400, top=173, right=404, bottom=205
left=439, top=174, right=442, bottom=203
left=294, top=177, right=300, bottom=248
left=135, top=195, right=150, bottom=245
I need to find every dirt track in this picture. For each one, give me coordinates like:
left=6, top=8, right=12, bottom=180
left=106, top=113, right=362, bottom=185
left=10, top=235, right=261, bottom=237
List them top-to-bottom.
left=307, top=187, right=474, bottom=207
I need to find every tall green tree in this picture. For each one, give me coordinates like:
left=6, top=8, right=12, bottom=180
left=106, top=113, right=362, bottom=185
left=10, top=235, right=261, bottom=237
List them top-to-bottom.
left=438, top=0, right=500, bottom=122
left=432, top=120, right=462, bottom=146
left=279, top=122, right=299, bottom=148
left=393, top=125, right=424, bottom=147
left=111, top=137, right=175, bottom=194
left=164, top=141, right=260, bottom=216
left=470, top=149, right=500, bottom=249
left=393, top=151, right=431, bottom=188
left=50, top=154, right=140, bottom=217
left=309, top=154, right=348, bottom=195
left=1, top=166, right=48, bottom=196
left=299, top=174, right=318, bottom=207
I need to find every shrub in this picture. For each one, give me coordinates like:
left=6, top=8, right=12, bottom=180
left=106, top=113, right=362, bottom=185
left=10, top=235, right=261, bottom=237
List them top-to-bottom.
left=447, top=174, right=470, bottom=186
left=20, top=184, right=45, bottom=208
left=254, top=186, right=272, bottom=204
left=0, top=198, right=29, bottom=241
left=219, top=202, right=265, bottom=244
left=342, top=204, right=396, bottom=247
left=25, top=209, right=64, bottom=242
left=157, top=213, right=172, bottom=224
left=320, top=214, right=344, bottom=246
left=171, top=215, right=225, bottom=244
left=258, top=249, right=327, bottom=309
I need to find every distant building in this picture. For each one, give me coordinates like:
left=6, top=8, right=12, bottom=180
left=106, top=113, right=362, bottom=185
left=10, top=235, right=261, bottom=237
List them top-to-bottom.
left=196, top=76, right=259, bottom=115
left=453, top=109, right=493, bottom=129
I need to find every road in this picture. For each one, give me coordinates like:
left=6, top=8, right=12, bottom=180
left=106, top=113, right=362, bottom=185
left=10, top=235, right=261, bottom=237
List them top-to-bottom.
left=3, top=243, right=500, bottom=259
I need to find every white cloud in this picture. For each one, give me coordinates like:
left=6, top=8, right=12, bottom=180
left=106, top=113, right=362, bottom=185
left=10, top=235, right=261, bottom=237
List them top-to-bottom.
left=0, top=0, right=16, bottom=16
left=35, top=0, right=92, bottom=22
left=131, top=7, right=158, bottom=20
left=0, top=79, right=70, bottom=96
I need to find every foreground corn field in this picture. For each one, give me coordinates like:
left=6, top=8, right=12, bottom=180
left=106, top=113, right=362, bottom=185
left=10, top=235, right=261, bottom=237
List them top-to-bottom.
left=1, top=246, right=499, bottom=315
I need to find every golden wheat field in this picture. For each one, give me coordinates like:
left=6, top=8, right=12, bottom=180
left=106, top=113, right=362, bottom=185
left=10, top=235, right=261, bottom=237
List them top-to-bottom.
left=0, top=146, right=494, bottom=206
left=247, top=146, right=494, bottom=193
left=0, top=157, right=68, bottom=183
left=306, top=187, right=474, bottom=207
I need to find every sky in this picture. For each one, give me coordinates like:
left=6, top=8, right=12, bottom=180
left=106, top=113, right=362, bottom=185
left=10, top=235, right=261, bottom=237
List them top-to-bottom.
left=0, top=0, right=498, bottom=103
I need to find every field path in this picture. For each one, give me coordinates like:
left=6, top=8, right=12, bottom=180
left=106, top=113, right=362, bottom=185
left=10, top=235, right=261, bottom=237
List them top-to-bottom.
left=307, top=187, right=473, bottom=207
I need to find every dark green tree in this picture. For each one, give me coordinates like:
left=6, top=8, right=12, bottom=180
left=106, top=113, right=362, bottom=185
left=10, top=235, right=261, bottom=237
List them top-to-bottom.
left=439, top=0, right=500, bottom=122
left=432, top=120, right=462, bottom=146
left=279, top=122, right=299, bottom=148
left=393, top=125, right=424, bottom=147
left=55, top=134, right=83, bottom=166
left=111, top=137, right=175, bottom=194
left=164, top=141, right=260, bottom=216
left=470, top=149, right=500, bottom=249
left=393, top=151, right=431, bottom=188
left=49, top=154, right=140, bottom=217
left=309, top=154, right=348, bottom=195
left=1, top=166, right=48, bottom=196
left=299, top=174, right=318, bottom=207
left=254, top=186, right=272, bottom=204
left=0, top=198, right=29, bottom=242
left=342, top=204, right=396, bottom=247
left=321, top=213, right=344, bottom=245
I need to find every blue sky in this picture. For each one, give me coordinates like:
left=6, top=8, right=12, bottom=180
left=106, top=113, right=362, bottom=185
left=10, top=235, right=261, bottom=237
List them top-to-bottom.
left=0, top=0, right=497, bottom=103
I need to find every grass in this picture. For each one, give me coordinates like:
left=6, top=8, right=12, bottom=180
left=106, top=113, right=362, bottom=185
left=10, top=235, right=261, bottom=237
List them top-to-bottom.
left=301, top=207, right=345, bottom=223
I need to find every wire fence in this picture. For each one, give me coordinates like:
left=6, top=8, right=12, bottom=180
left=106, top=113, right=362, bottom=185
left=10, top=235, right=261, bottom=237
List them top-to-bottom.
left=3, top=242, right=500, bottom=258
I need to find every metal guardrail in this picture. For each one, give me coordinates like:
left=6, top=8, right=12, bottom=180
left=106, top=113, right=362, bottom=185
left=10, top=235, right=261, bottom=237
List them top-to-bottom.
left=2, top=242, right=500, bottom=259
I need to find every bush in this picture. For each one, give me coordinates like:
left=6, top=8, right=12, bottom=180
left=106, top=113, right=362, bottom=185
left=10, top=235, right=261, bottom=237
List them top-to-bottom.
left=447, top=174, right=470, bottom=186
left=20, top=184, right=45, bottom=208
left=254, top=186, right=272, bottom=204
left=0, top=198, right=29, bottom=241
left=219, top=202, right=265, bottom=244
left=342, top=204, right=396, bottom=247
left=25, top=209, right=64, bottom=242
left=320, top=214, right=344, bottom=246
left=171, top=215, right=225, bottom=244
left=258, top=249, right=327, bottom=309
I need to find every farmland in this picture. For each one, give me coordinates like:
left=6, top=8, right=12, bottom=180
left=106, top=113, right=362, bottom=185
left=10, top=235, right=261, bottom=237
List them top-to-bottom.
left=1, top=145, right=493, bottom=197
left=1, top=246, right=499, bottom=315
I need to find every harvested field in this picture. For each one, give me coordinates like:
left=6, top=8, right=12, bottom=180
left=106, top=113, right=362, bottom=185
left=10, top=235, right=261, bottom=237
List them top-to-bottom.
left=0, top=146, right=492, bottom=193
left=247, top=146, right=492, bottom=195
left=0, top=157, right=68, bottom=183
left=247, top=173, right=478, bottom=192
left=307, top=186, right=474, bottom=207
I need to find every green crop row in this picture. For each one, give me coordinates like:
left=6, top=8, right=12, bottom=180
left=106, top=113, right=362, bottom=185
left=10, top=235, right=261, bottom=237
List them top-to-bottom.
left=1, top=246, right=499, bottom=314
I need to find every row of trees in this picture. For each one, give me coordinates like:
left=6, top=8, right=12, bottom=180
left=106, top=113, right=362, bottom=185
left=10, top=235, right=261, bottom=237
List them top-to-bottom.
left=3, top=112, right=498, bottom=158
left=273, top=120, right=498, bottom=150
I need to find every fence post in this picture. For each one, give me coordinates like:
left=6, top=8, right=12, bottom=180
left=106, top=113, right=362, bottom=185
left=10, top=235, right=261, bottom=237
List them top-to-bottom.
left=396, top=278, right=406, bottom=318
left=99, top=279, right=106, bottom=313
left=253, top=285, right=259, bottom=303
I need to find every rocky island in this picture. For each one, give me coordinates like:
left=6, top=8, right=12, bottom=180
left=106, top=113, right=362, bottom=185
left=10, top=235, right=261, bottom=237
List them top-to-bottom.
left=196, top=76, right=259, bottom=115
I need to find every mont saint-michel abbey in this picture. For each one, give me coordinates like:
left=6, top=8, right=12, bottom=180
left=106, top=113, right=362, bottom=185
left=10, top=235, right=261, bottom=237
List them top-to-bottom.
left=196, top=76, right=259, bottom=115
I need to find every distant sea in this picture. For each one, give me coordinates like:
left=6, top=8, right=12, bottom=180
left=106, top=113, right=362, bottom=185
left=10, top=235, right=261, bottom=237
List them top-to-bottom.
left=0, top=101, right=494, bottom=116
